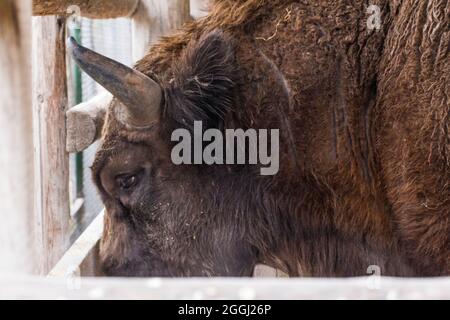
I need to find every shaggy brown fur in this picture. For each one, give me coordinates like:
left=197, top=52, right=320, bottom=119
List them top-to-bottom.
left=92, top=0, right=449, bottom=277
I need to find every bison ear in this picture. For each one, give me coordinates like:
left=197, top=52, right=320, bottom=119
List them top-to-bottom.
left=166, top=29, right=235, bottom=129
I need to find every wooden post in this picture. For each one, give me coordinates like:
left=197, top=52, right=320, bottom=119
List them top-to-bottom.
left=0, top=0, right=37, bottom=274
left=33, top=0, right=139, bottom=19
left=132, top=0, right=191, bottom=61
left=32, top=16, right=71, bottom=274
left=66, top=93, right=112, bottom=153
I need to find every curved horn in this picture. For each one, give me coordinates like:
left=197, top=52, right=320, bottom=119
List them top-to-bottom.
left=67, top=36, right=162, bottom=128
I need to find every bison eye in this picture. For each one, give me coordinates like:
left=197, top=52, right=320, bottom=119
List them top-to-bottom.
left=116, top=174, right=138, bottom=191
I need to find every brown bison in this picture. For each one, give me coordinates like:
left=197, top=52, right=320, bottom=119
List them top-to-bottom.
left=69, top=0, right=449, bottom=277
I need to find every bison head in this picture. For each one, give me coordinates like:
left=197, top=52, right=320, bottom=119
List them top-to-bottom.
left=69, top=31, right=277, bottom=277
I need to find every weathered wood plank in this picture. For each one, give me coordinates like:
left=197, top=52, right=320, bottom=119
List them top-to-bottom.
left=0, top=0, right=37, bottom=275
left=33, top=0, right=139, bottom=19
left=132, top=0, right=191, bottom=61
left=32, top=15, right=71, bottom=274
left=66, top=93, right=111, bottom=153
left=48, top=210, right=104, bottom=277
left=1, top=276, right=450, bottom=299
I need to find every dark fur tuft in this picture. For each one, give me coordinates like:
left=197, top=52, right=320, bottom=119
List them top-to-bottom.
left=165, top=29, right=235, bottom=129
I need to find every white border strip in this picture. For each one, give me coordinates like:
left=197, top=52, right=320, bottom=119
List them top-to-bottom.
left=1, top=276, right=450, bottom=300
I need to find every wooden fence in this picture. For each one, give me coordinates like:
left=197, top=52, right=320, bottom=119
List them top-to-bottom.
left=1, top=0, right=450, bottom=299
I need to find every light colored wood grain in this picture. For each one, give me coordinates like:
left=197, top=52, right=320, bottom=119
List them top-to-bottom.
left=0, top=0, right=37, bottom=275
left=33, top=0, right=139, bottom=19
left=132, top=0, right=191, bottom=61
left=32, top=15, right=71, bottom=274
left=66, top=93, right=112, bottom=153
left=48, top=210, right=104, bottom=278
